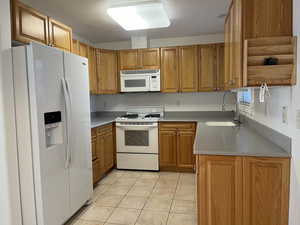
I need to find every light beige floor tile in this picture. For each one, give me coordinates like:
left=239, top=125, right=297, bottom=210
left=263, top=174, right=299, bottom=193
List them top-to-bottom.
left=122, top=172, right=143, bottom=178
left=140, top=172, right=160, bottom=179
left=159, top=172, right=180, bottom=179
left=178, top=174, right=196, bottom=186
left=99, top=176, right=118, bottom=185
left=114, top=178, right=137, bottom=186
left=135, top=178, right=157, bottom=187
left=155, top=178, right=178, bottom=189
left=92, top=185, right=111, bottom=200
left=105, top=185, right=132, bottom=195
left=127, top=185, right=154, bottom=197
left=175, top=186, right=196, bottom=201
left=151, top=187, right=176, bottom=199
left=94, top=194, right=124, bottom=207
left=119, top=196, right=147, bottom=209
left=144, top=197, right=172, bottom=212
left=170, top=200, right=196, bottom=214
left=80, top=206, right=114, bottom=222
left=107, top=208, right=140, bottom=225
left=135, top=210, right=169, bottom=225
left=167, top=213, right=197, bottom=225
left=74, top=219, right=105, bottom=225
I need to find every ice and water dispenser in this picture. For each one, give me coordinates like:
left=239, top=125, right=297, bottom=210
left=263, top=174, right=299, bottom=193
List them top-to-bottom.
left=44, top=111, right=64, bottom=147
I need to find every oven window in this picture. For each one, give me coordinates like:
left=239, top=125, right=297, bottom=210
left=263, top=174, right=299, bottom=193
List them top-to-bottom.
left=125, top=79, right=146, bottom=88
left=125, top=130, right=149, bottom=146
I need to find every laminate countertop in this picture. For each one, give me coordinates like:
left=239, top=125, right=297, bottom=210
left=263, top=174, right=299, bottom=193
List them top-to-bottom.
left=90, top=111, right=291, bottom=158
left=193, top=121, right=291, bottom=158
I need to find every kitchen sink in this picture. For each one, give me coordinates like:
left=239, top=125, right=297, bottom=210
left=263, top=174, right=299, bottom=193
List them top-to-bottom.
left=205, top=121, right=237, bottom=127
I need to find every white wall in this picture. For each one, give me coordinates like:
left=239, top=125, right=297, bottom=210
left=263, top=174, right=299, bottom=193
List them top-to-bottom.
left=0, top=0, right=22, bottom=224
left=245, top=1, right=300, bottom=224
left=95, top=33, right=224, bottom=50
left=91, top=92, right=236, bottom=112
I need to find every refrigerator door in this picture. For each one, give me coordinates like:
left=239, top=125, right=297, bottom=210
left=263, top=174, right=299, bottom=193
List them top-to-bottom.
left=23, top=43, right=70, bottom=225
left=63, top=52, right=93, bottom=215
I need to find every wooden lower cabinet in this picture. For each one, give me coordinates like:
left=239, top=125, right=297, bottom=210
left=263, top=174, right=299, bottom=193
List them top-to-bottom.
left=159, top=122, right=196, bottom=172
left=91, top=123, right=115, bottom=185
left=196, top=155, right=290, bottom=225
left=197, top=155, right=243, bottom=225
left=243, top=157, right=290, bottom=225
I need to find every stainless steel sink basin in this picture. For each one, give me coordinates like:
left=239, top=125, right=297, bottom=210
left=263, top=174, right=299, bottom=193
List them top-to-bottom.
left=205, top=121, right=237, bottom=127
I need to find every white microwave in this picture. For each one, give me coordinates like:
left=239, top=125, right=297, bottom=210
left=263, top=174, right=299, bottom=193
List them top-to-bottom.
left=120, top=70, right=160, bottom=93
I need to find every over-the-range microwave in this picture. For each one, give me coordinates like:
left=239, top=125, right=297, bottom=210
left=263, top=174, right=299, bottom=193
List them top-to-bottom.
left=120, top=70, right=160, bottom=93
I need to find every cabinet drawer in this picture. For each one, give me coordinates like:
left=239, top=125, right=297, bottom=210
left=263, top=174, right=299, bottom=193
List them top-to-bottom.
left=160, top=122, right=196, bottom=130
left=97, top=123, right=113, bottom=135
left=92, top=159, right=101, bottom=185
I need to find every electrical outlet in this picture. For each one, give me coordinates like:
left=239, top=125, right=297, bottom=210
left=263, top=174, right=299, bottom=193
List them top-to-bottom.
left=176, top=100, right=180, bottom=106
left=103, top=101, right=107, bottom=109
left=282, top=106, right=288, bottom=124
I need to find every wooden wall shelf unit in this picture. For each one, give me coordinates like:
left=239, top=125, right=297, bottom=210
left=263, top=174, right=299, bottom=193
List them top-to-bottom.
left=243, top=36, right=297, bottom=86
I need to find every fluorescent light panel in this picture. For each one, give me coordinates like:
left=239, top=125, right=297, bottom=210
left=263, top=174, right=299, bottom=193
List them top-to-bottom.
left=107, top=2, right=170, bottom=31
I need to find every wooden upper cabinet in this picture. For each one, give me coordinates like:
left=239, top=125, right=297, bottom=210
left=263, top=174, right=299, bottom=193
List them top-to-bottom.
left=243, top=0, right=292, bottom=39
left=12, top=1, right=49, bottom=45
left=48, top=18, right=72, bottom=52
left=72, top=39, right=79, bottom=55
left=78, top=42, right=88, bottom=58
left=198, top=44, right=217, bottom=92
left=216, top=44, right=225, bottom=91
left=88, top=46, right=98, bottom=94
left=179, top=46, right=198, bottom=92
left=160, top=47, right=179, bottom=93
left=140, top=48, right=160, bottom=69
left=96, top=49, right=118, bottom=94
left=119, top=49, right=141, bottom=70
left=177, top=131, right=195, bottom=170
left=197, top=155, right=243, bottom=225
left=243, top=157, right=290, bottom=225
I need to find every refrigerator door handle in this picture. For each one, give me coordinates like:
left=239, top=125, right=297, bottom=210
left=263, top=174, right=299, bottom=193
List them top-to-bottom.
left=61, top=78, right=71, bottom=168
left=65, top=78, right=72, bottom=166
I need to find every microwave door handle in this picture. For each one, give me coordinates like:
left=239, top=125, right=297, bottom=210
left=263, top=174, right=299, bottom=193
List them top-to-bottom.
left=117, top=124, right=157, bottom=130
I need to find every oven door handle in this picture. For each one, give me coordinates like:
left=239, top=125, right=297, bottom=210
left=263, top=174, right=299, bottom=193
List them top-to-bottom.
left=116, top=124, right=158, bottom=130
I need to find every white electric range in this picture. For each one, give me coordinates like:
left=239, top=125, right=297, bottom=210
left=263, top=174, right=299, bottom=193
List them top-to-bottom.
left=115, top=107, right=163, bottom=171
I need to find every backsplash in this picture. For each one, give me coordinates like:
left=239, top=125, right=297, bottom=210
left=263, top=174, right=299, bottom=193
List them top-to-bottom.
left=90, top=92, right=236, bottom=112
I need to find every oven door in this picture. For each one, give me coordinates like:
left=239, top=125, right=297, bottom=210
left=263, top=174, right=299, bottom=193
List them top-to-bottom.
left=120, top=75, right=150, bottom=92
left=116, top=122, right=158, bottom=154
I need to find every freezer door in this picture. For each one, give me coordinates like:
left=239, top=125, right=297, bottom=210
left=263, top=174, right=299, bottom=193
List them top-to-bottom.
left=27, top=43, right=70, bottom=225
left=63, top=52, right=93, bottom=215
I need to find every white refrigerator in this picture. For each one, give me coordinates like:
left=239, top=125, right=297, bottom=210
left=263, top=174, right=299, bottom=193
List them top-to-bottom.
left=12, top=42, right=93, bottom=225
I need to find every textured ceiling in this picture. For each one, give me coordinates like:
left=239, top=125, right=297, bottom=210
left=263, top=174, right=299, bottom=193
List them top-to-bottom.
left=22, top=0, right=231, bottom=43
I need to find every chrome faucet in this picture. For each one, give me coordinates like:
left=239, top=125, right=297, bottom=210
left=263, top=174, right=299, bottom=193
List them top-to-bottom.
left=222, top=91, right=241, bottom=123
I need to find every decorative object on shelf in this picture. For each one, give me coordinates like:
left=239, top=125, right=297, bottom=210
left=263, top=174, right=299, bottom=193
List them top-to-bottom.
left=264, top=57, right=279, bottom=66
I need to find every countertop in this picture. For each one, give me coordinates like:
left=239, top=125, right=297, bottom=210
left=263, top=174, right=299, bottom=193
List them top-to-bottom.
left=90, top=111, right=290, bottom=158
left=193, top=122, right=291, bottom=158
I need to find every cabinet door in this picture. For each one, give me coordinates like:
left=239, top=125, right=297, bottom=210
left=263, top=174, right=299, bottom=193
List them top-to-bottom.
left=12, top=1, right=49, bottom=45
left=224, top=13, right=231, bottom=90
left=48, top=18, right=72, bottom=52
left=72, top=39, right=79, bottom=55
left=78, top=42, right=88, bottom=58
left=216, top=43, right=225, bottom=91
left=198, top=44, right=217, bottom=92
left=179, top=46, right=198, bottom=92
left=88, top=47, right=98, bottom=94
left=160, top=47, right=179, bottom=93
left=140, top=48, right=160, bottom=69
left=97, top=49, right=118, bottom=94
left=119, top=49, right=141, bottom=70
left=159, top=130, right=177, bottom=170
left=104, top=131, right=114, bottom=171
left=177, top=131, right=195, bottom=171
left=96, top=134, right=105, bottom=177
left=91, top=136, right=97, bottom=161
left=197, top=155, right=243, bottom=225
left=243, top=157, right=290, bottom=225
left=92, top=159, right=101, bottom=185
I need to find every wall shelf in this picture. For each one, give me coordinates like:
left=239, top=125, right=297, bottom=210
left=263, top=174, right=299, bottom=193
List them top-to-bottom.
left=243, top=36, right=297, bottom=87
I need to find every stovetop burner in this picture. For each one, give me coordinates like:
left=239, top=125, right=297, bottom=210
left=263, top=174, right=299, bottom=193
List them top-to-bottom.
left=144, top=113, right=161, bottom=118
left=120, top=114, right=139, bottom=119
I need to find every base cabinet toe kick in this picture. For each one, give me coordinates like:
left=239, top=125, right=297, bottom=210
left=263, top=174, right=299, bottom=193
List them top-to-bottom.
left=196, top=155, right=290, bottom=225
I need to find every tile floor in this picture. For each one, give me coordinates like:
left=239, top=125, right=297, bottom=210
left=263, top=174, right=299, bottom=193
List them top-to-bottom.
left=67, top=170, right=197, bottom=225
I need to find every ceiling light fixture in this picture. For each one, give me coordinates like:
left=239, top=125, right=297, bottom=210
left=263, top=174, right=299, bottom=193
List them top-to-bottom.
left=107, top=1, right=170, bottom=31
